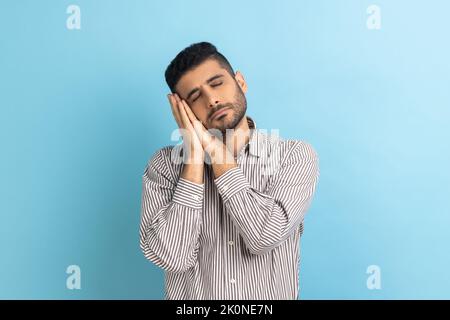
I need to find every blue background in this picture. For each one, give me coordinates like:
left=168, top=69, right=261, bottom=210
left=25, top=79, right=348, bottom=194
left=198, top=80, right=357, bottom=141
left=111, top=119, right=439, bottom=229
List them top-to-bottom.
left=1, top=0, right=449, bottom=299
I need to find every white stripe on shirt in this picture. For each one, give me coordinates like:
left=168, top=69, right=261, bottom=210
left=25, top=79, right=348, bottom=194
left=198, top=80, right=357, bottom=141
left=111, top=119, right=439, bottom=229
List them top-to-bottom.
left=139, top=116, right=319, bottom=299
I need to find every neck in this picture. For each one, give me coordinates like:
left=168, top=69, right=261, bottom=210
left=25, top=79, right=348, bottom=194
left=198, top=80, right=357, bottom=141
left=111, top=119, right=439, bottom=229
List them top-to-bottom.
left=222, top=116, right=251, bottom=158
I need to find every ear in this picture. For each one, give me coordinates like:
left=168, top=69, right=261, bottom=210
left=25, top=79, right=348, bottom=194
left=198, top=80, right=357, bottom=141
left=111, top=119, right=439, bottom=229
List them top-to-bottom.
left=234, top=71, right=248, bottom=94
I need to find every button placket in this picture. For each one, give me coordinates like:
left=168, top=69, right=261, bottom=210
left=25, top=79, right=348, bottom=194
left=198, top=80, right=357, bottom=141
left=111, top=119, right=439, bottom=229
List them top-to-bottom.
left=227, top=238, right=236, bottom=288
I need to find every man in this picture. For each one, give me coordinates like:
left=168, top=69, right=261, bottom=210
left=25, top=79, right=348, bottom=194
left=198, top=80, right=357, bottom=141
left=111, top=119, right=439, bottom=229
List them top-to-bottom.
left=139, top=42, right=319, bottom=300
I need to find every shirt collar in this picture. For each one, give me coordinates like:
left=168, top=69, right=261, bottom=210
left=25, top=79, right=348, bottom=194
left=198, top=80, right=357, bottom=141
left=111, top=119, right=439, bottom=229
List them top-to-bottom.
left=246, top=115, right=267, bottom=158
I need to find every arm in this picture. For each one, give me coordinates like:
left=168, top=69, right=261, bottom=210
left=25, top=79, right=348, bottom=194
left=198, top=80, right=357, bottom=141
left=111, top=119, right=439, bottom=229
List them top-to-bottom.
left=214, top=141, right=319, bottom=255
left=139, top=148, right=204, bottom=273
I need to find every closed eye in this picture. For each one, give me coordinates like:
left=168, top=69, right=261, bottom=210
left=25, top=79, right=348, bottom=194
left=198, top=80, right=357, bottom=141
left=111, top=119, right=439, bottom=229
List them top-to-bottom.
left=192, top=82, right=223, bottom=102
left=192, top=93, right=201, bottom=102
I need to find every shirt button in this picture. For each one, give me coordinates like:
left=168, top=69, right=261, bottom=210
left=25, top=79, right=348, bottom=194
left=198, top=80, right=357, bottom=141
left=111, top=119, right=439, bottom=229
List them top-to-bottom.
left=223, top=186, right=229, bottom=192
left=191, top=195, right=200, bottom=201
left=228, top=240, right=234, bottom=246
left=230, top=279, right=236, bottom=284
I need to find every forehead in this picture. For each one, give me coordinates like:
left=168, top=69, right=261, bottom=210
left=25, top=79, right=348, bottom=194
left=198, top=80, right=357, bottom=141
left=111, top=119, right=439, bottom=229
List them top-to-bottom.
left=175, top=59, right=229, bottom=93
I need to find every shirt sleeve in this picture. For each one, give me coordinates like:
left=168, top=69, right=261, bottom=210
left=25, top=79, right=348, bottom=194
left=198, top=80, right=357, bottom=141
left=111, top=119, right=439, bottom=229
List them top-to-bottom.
left=214, top=141, right=319, bottom=255
left=139, top=147, right=204, bottom=273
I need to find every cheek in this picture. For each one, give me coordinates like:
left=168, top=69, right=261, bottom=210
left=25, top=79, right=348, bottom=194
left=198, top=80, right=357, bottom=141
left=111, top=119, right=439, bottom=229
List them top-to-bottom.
left=225, top=84, right=239, bottom=100
left=191, top=106, right=207, bottom=121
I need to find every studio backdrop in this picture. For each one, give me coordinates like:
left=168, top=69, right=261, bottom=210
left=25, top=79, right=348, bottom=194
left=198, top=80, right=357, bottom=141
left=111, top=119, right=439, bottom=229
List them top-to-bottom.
left=1, top=0, right=449, bottom=299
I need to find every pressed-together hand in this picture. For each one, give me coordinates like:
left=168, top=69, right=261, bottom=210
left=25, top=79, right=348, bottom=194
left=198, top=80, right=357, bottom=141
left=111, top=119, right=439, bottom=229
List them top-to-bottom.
left=167, top=93, right=237, bottom=178
left=167, top=93, right=205, bottom=164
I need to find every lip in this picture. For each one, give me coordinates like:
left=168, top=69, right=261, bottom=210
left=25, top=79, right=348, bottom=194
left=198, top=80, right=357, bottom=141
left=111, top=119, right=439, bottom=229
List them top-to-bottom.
left=212, top=107, right=230, bottom=120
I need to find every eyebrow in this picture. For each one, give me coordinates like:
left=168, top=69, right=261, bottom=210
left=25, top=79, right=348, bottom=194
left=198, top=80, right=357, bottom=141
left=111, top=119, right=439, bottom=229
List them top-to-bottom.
left=185, top=74, right=224, bottom=101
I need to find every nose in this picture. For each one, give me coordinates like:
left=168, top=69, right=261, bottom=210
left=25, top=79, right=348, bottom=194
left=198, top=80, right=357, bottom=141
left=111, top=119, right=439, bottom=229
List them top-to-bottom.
left=204, top=90, right=220, bottom=108
left=208, top=98, right=220, bottom=108
left=210, top=100, right=219, bottom=107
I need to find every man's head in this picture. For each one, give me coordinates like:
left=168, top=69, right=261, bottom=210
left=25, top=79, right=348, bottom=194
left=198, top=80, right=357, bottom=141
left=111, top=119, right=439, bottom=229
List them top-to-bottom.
left=165, top=42, right=248, bottom=132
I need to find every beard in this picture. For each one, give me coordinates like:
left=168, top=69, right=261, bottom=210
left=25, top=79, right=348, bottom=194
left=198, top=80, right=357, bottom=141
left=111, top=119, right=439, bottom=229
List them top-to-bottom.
left=207, top=82, right=247, bottom=134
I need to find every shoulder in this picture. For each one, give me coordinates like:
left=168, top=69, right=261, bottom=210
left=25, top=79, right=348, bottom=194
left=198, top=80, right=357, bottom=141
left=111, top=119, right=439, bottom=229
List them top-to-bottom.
left=261, top=130, right=318, bottom=165
left=277, top=139, right=320, bottom=182
left=285, top=139, right=318, bottom=163
left=143, top=144, right=183, bottom=178
left=151, top=144, right=182, bottom=161
left=146, top=145, right=174, bottom=165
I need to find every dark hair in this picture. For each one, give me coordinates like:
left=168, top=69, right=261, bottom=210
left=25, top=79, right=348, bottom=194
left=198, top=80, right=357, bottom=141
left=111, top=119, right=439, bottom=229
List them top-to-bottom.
left=165, top=42, right=235, bottom=93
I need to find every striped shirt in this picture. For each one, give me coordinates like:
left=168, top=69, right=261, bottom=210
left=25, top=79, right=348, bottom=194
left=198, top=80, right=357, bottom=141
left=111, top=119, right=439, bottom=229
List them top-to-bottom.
left=139, top=116, right=319, bottom=300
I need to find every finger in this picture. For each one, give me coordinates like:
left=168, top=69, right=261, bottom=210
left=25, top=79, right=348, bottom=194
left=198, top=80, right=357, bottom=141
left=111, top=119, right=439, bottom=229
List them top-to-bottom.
left=174, top=92, right=182, bottom=104
left=168, top=94, right=183, bottom=128
left=173, top=94, right=185, bottom=122
left=175, top=94, right=195, bottom=130
left=171, top=96, right=183, bottom=128
left=178, top=97, right=195, bottom=131
left=179, top=99, right=207, bottom=131
left=180, top=99, right=196, bottom=123
left=181, top=99, right=208, bottom=138
left=180, top=100, right=214, bottom=151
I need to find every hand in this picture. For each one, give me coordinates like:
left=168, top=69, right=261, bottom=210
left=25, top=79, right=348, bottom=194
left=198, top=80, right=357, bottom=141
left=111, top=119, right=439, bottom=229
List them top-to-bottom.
left=167, top=93, right=205, bottom=164
left=181, top=104, right=235, bottom=166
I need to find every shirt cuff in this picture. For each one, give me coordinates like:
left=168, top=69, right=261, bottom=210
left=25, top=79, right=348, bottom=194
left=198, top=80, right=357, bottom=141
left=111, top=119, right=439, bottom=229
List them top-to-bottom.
left=214, top=166, right=250, bottom=202
left=172, top=177, right=204, bottom=210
